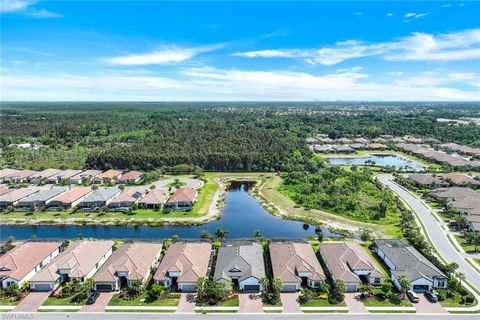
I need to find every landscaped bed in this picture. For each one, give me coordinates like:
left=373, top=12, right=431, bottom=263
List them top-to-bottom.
left=108, top=293, right=180, bottom=307
left=43, top=295, right=86, bottom=306
left=301, top=298, right=346, bottom=307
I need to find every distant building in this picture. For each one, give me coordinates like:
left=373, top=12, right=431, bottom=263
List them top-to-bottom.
left=166, top=187, right=198, bottom=210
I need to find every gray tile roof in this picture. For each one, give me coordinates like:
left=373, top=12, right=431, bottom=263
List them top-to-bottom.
left=18, top=187, right=68, bottom=206
left=79, top=188, right=121, bottom=206
left=373, top=240, right=446, bottom=283
left=214, top=241, right=265, bottom=283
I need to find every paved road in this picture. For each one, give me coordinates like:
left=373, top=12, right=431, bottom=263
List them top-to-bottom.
left=377, top=174, right=480, bottom=291
left=14, top=312, right=480, bottom=319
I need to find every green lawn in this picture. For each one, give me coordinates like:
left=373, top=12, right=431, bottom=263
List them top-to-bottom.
left=454, top=235, right=480, bottom=254
left=440, top=292, right=477, bottom=308
left=108, top=293, right=180, bottom=306
left=43, top=295, right=86, bottom=306
left=362, top=295, right=412, bottom=307
left=0, top=297, right=20, bottom=306
left=218, top=297, right=239, bottom=306
left=301, top=298, right=346, bottom=307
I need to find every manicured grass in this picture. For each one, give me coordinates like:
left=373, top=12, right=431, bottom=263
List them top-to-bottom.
left=454, top=235, right=480, bottom=254
left=360, top=244, right=389, bottom=277
left=440, top=292, right=477, bottom=308
left=108, top=293, right=180, bottom=307
left=43, top=295, right=86, bottom=306
left=362, top=296, right=412, bottom=307
left=0, top=297, right=20, bottom=305
left=218, top=297, right=239, bottom=306
left=301, top=298, right=346, bottom=307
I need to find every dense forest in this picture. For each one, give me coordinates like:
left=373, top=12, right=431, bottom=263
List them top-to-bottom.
left=1, top=102, right=479, bottom=171
left=279, top=166, right=401, bottom=224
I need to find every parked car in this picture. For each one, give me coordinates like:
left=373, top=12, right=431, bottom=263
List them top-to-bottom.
left=407, top=290, right=419, bottom=303
left=86, top=291, right=100, bottom=305
left=425, top=291, right=438, bottom=303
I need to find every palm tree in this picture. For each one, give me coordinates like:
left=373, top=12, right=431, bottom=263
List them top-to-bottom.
left=215, top=227, right=229, bottom=241
left=253, top=230, right=262, bottom=239
left=445, top=262, right=459, bottom=277
left=456, top=272, right=466, bottom=286
left=398, top=275, right=410, bottom=300
left=195, top=277, right=206, bottom=301
left=259, top=277, right=270, bottom=292
left=271, top=278, right=282, bottom=295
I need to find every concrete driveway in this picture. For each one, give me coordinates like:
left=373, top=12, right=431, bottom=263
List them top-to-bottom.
left=12, top=291, right=50, bottom=312
left=80, top=292, right=115, bottom=312
left=280, top=292, right=301, bottom=313
left=176, top=293, right=195, bottom=313
left=239, top=293, right=263, bottom=313
left=344, top=293, right=367, bottom=313
left=414, top=295, right=447, bottom=313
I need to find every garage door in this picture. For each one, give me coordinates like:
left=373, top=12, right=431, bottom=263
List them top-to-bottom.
left=33, top=283, right=52, bottom=291
left=96, top=284, right=114, bottom=292
left=181, top=284, right=196, bottom=292
left=345, top=284, right=357, bottom=293
left=243, top=285, right=260, bottom=292
left=282, top=285, right=297, bottom=292
left=413, top=285, right=429, bottom=293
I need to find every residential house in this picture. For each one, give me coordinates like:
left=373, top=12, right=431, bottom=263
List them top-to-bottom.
left=337, top=138, right=353, bottom=144
left=366, top=143, right=388, bottom=150
left=313, top=145, right=333, bottom=153
left=333, top=145, right=355, bottom=153
left=0, top=169, right=20, bottom=181
left=29, top=169, right=63, bottom=185
left=47, top=169, right=83, bottom=184
left=91, top=169, right=122, bottom=184
left=3, top=170, right=37, bottom=183
left=70, top=170, right=103, bottom=185
left=117, top=171, right=143, bottom=184
left=408, top=174, right=446, bottom=188
left=440, top=174, right=480, bottom=187
left=108, top=186, right=147, bottom=209
left=17, top=187, right=68, bottom=209
left=47, top=187, right=92, bottom=209
left=77, top=187, right=121, bottom=209
left=166, top=187, right=198, bottom=210
left=432, top=187, right=479, bottom=201
left=0, top=188, right=39, bottom=208
left=0, top=188, right=14, bottom=197
left=139, top=189, right=168, bottom=209
left=373, top=239, right=447, bottom=292
left=30, top=240, right=114, bottom=291
left=0, top=241, right=63, bottom=288
left=214, top=241, right=265, bottom=292
left=269, top=241, right=326, bottom=292
left=93, top=242, right=162, bottom=292
left=153, top=242, right=212, bottom=292
left=319, top=243, right=384, bottom=292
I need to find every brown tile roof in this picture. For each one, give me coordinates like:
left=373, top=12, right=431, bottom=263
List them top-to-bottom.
left=30, top=168, right=63, bottom=179
left=0, top=169, right=20, bottom=179
left=56, top=169, right=83, bottom=180
left=98, top=169, right=122, bottom=180
left=5, top=170, right=37, bottom=180
left=71, top=170, right=103, bottom=181
left=118, top=171, right=143, bottom=182
left=441, top=174, right=480, bottom=186
left=110, top=186, right=147, bottom=203
left=49, top=187, right=92, bottom=204
left=167, top=187, right=198, bottom=204
left=433, top=187, right=479, bottom=200
left=0, top=188, right=14, bottom=196
left=139, top=190, right=168, bottom=205
left=31, top=240, right=114, bottom=282
left=0, top=241, right=62, bottom=281
left=94, top=242, right=162, bottom=283
left=153, top=242, right=211, bottom=283
left=269, top=242, right=325, bottom=284
left=319, top=243, right=383, bottom=284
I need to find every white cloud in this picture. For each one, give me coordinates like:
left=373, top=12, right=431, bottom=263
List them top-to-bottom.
left=442, top=4, right=452, bottom=8
left=25, top=8, right=62, bottom=18
left=355, top=12, right=362, bottom=16
left=405, top=12, right=429, bottom=19
left=387, top=13, right=394, bottom=17
left=236, top=29, right=480, bottom=65
left=102, top=44, right=221, bottom=66
left=2, top=67, right=478, bottom=101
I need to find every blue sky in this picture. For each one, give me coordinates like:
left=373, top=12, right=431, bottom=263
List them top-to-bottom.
left=1, top=1, right=479, bottom=101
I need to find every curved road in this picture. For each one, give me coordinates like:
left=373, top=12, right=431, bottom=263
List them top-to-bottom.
left=377, top=174, right=480, bottom=296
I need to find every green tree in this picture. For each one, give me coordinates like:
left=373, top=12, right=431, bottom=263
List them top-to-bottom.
left=215, top=228, right=229, bottom=241
left=253, top=230, right=262, bottom=239
left=398, top=276, right=411, bottom=300
left=381, top=281, right=392, bottom=298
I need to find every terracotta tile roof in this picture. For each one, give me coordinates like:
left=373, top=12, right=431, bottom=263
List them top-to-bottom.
left=30, top=168, right=63, bottom=179
left=0, top=169, right=21, bottom=179
left=56, top=169, right=83, bottom=180
left=98, top=169, right=122, bottom=180
left=5, top=170, right=37, bottom=180
left=71, top=170, right=103, bottom=181
left=118, top=171, right=142, bottom=182
left=441, top=173, right=480, bottom=186
left=49, top=187, right=92, bottom=204
left=167, top=187, right=198, bottom=204
left=0, top=188, right=14, bottom=196
left=139, top=190, right=168, bottom=205
left=31, top=240, right=114, bottom=282
left=0, top=241, right=62, bottom=281
left=94, top=242, right=162, bottom=282
left=153, top=242, right=211, bottom=283
left=269, top=242, right=325, bottom=284
left=320, top=243, right=383, bottom=284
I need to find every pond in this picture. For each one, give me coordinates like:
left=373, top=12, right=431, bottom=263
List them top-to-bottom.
left=327, top=154, right=425, bottom=171
left=0, top=181, right=346, bottom=240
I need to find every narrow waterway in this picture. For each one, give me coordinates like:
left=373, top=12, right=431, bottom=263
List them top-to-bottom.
left=0, top=181, right=346, bottom=240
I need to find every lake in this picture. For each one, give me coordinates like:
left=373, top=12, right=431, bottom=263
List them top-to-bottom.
left=327, top=154, right=425, bottom=171
left=0, top=181, right=345, bottom=240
